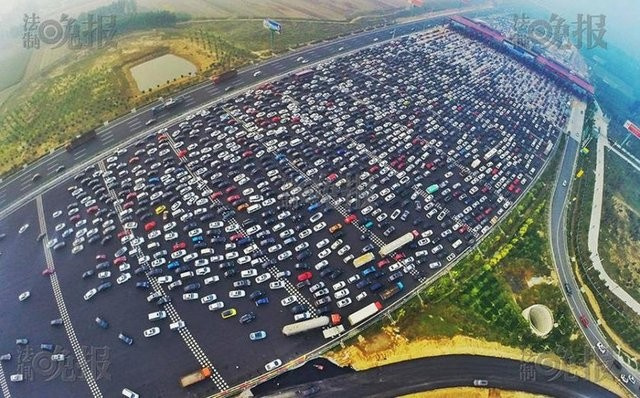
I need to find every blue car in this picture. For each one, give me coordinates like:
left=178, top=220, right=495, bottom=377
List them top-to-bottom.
left=148, top=177, right=160, bottom=184
left=307, top=202, right=321, bottom=213
left=191, top=235, right=204, bottom=243
left=237, top=237, right=251, bottom=246
left=168, top=260, right=180, bottom=270
left=361, top=266, right=376, bottom=277
left=136, top=281, right=150, bottom=289
left=255, top=297, right=269, bottom=306
left=95, top=317, right=109, bottom=329
left=118, top=333, right=133, bottom=346
left=40, top=344, right=55, bottom=352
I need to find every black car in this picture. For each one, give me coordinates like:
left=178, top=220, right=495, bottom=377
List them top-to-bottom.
left=82, top=270, right=95, bottom=279
left=96, top=281, right=112, bottom=292
left=184, top=283, right=201, bottom=293
left=249, top=290, right=265, bottom=301
left=157, top=296, right=171, bottom=306
left=290, top=304, right=308, bottom=315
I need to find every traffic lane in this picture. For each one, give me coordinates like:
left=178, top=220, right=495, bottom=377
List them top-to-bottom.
left=0, top=17, right=437, bottom=212
left=41, top=184, right=209, bottom=398
left=0, top=200, right=89, bottom=398
left=269, top=355, right=617, bottom=398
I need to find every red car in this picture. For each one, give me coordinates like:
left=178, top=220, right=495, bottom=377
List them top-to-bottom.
left=177, top=149, right=188, bottom=158
left=242, top=150, right=253, bottom=158
left=128, top=156, right=140, bottom=164
left=326, top=173, right=338, bottom=182
left=225, top=186, right=237, bottom=194
left=210, top=191, right=223, bottom=200
left=126, top=192, right=138, bottom=201
left=227, top=195, right=240, bottom=203
left=122, top=201, right=135, bottom=210
left=87, top=205, right=100, bottom=214
left=69, top=214, right=81, bottom=223
left=344, top=214, right=357, bottom=224
left=144, top=221, right=156, bottom=232
left=117, top=230, right=128, bottom=239
left=230, top=233, right=244, bottom=242
left=172, top=242, right=186, bottom=251
left=393, top=252, right=406, bottom=261
left=95, top=254, right=107, bottom=261
left=113, top=256, right=127, bottom=266
left=377, top=259, right=391, bottom=268
left=42, top=267, right=55, bottom=276
left=297, top=271, right=312, bottom=282
left=579, top=314, right=589, bottom=328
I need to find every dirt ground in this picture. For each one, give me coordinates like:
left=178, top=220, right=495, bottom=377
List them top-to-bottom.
left=325, top=328, right=628, bottom=397
left=400, top=387, right=547, bottom=398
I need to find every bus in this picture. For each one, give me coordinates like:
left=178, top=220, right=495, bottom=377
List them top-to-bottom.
left=378, top=230, right=418, bottom=257
left=353, top=252, right=375, bottom=268
left=347, top=302, right=382, bottom=326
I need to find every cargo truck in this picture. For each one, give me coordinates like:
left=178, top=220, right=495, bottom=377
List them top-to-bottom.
left=211, top=69, right=238, bottom=84
left=65, top=129, right=97, bottom=151
left=379, top=230, right=418, bottom=257
left=353, top=252, right=375, bottom=268
left=379, top=282, right=404, bottom=301
left=347, top=301, right=382, bottom=326
left=282, top=316, right=330, bottom=336
left=180, top=367, right=212, bottom=387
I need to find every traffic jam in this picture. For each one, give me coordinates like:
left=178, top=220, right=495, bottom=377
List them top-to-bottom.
left=37, top=25, right=570, bottom=388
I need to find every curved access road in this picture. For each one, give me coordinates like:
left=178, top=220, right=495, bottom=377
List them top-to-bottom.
left=261, top=355, right=617, bottom=398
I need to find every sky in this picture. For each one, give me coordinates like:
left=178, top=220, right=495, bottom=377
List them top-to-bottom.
left=525, top=0, right=640, bottom=61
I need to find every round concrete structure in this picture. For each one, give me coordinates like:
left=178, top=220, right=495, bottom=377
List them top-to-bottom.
left=522, top=304, right=554, bottom=337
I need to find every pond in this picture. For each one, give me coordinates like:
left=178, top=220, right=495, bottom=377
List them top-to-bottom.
left=130, top=54, right=197, bottom=92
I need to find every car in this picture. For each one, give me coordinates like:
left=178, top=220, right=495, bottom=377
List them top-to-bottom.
left=297, top=271, right=312, bottom=282
left=269, top=280, right=286, bottom=290
left=84, top=288, right=97, bottom=301
left=229, top=289, right=246, bottom=298
left=18, top=291, right=30, bottom=301
left=183, top=293, right=199, bottom=301
left=281, top=295, right=297, bottom=306
left=336, top=297, right=352, bottom=308
left=221, top=308, right=237, bottom=319
left=148, top=311, right=167, bottom=321
left=239, top=312, right=257, bottom=324
left=579, top=314, right=589, bottom=327
left=95, top=317, right=109, bottom=329
left=50, top=318, right=63, bottom=326
left=170, top=320, right=186, bottom=330
left=144, top=327, right=161, bottom=338
left=249, top=330, right=267, bottom=341
left=118, top=333, right=134, bottom=345
left=16, top=338, right=28, bottom=345
left=596, top=341, right=606, bottom=354
left=0, top=354, right=11, bottom=361
left=51, top=354, right=65, bottom=362
left=265, top=359, right=283, bottom=371
left=10, top=374, right=23, bottom=382
left=473, top=379, right=488, bottom=386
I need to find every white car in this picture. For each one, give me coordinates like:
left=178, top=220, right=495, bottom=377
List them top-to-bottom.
left=313, top=221, right=327, bottom=232
left=298, top=229, right=312, bottom=239
left=164, top=232, right=179, bottom=241
left=316, top=239, right=330, bottom=249
left=268, top=244, right=283, bottom=253
left=337, top=245, right=350, bottom=256
left=318, top=248, right=331, bottom=259
left=171, top=249, right=187, bottom=259
left=277, top=250, right=292, bottom=261
left=237, top=255, right=252, bottom=265
left=195, top=267, right=211, bottom=276
left=241, top=269, right=258, bottom=278
left=98, top=271, right=111, bottom=279
left=116, top=273, right=131, bottom=284
left=255, top=273, right=271, bottom=284
left=157, top=276, right=173, bottom=284
left=204, top=276, right=220, bottom=285
left=269, top=280, right=286, bottom=290
left=332, top=281, right=346, bottom=291
left=83, top=288, right=97, bottom=301
left=334, top=288, right=350, bottom=299
left=229, top=290, right=246, bottom=298
left=18, top=291, right=30, bottom=301
left=355, top=291, right=367, bottom=301
left=183, top=293, right=199, bottom=301
left=201, top=294, right=218, bottom=304
left=280, top=295, right=297, bottom=306
left=336, top=297, right=352, bottom=308
left=208, top=302, right=225, bottom=311
left=148, top=311, right=167, bottom=321
left=170, top=320, right=186, bottom=331
left=143, top=327, right=160, bottom=338
left=596, top=341, right=606, bottom=354
left=51, top=354, right=65, bottom=362
left=265, top=359, right=283, bottom=371
left=9, top=374, right=23, bottom=382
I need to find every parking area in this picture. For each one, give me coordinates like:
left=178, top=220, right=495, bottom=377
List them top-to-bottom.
left=0, top=25, right=573, bottom=396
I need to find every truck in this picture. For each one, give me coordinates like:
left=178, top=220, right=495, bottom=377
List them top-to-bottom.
left=211, top=69, right=238, bottom=85
left=294, top=69, right=314, bottom=79
left=152, top=96, right=186, bottom=115
left=65, top=129, right=97, bottom=151
left=543, top=140, right=554, bottom=156
left=484, top=147, right=497, bottom=160
left=426, top=184, right=439, bottom=194
left=379, top=230, right=419, bottom=257
left=353, top=252, right=375, bottom=268
left=378, top=282, right=404, bottom=301
left=347, top=302, right=382, bottom=326
left=282, top=316, right=330, bottom=336
left=322, top=324, right=345, bottom=339
left=179, top=367, right=212, bottom=387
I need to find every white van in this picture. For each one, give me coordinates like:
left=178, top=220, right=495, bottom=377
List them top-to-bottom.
left=122, top=388, right=140, bottom=398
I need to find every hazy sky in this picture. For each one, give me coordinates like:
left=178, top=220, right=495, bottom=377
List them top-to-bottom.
left=524, top=0, right=640, bottom=59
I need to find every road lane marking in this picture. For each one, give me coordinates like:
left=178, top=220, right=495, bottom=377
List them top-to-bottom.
left=96, top=161, right=230, bottom=392
left=36, top=196, right=103, bottom=398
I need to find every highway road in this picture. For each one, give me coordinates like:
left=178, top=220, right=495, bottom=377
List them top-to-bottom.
left=0, top=8, right=484, bottom=221
left=549, top=108, right=640, bottom=396
left=262, top=355, right=618, bottom=398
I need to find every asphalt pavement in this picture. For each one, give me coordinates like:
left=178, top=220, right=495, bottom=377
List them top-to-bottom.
left=261, top=355, right=618, bottom=398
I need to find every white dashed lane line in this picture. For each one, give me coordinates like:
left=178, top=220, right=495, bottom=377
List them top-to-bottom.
left=36, top=196, right=104, bottom=398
